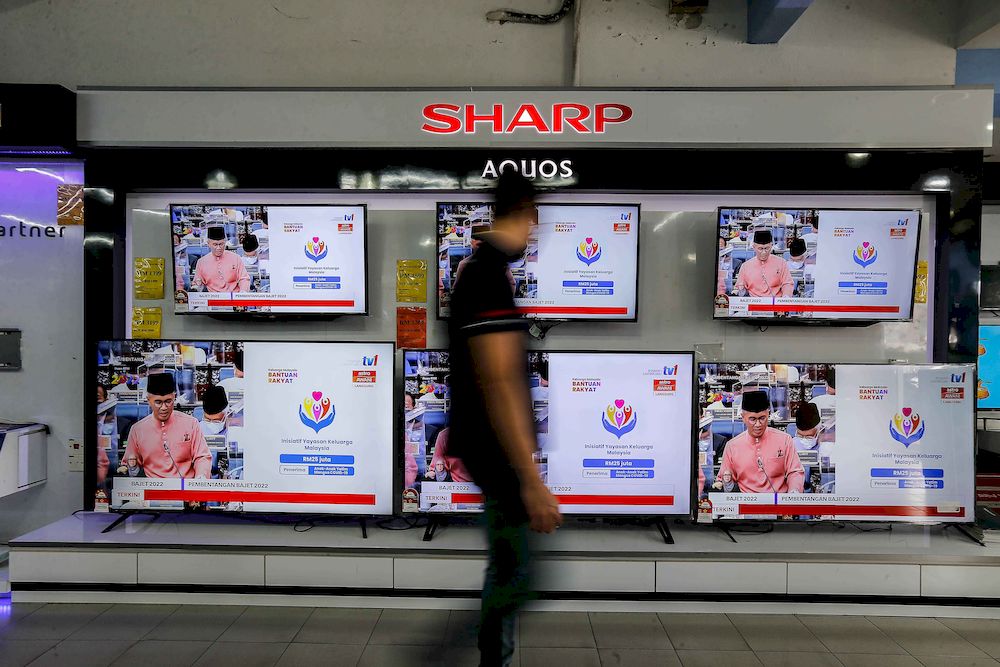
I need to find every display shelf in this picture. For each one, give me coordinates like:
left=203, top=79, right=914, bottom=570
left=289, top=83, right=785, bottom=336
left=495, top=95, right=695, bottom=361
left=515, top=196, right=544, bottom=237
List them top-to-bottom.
left=8, top=513, right=1000, bottom=608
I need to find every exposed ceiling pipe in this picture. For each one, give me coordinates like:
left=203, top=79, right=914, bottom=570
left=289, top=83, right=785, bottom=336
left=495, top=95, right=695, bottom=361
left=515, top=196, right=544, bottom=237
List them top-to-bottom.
left=486, top=0, right=575, bottom=25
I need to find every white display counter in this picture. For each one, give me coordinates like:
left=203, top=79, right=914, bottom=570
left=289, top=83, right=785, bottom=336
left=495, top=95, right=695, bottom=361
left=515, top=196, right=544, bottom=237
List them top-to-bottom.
left=9, top=512, right=1000, bottom=613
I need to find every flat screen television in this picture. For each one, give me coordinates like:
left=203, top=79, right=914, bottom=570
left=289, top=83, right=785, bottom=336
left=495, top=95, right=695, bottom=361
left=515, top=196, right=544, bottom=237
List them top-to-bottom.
left=436, top=202, right=640, bottom=321
left=170, top=204, right=367, bottom=315
left=713, top=208, right=920, bottom=322
left=981, top=265, right=1000, bottom=311
left=978, top=325, right=1000, bottom=409
left=95, top=340, right=393, bottom=515
left=401, top=349, right=694, bottom=516
left=697, top=362, right=975, bottom=523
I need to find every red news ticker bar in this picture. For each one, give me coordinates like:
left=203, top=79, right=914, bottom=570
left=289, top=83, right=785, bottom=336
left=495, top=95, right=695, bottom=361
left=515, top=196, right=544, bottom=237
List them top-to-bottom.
left=206, top=299, right=356, bottom=307
left=747, top=304, right=900, bottom=313
left=518, top=306, right=629, bottom=315
left=144, top=490, right=376, bottom=505
left=452, top=493, right=674, bottom=506
left=452, top=494, right=485, bottom=503
left=738, top=504, right=964, bottom=517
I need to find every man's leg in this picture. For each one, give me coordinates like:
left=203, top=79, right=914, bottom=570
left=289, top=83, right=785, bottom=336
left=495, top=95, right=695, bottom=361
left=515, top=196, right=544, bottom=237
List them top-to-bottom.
left=479, top=496, right=531, bottom=667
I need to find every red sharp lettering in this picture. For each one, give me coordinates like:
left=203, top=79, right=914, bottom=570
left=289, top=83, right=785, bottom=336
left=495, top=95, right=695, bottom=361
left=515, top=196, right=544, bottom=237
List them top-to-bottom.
left=464, top=103, right=504, bottom=133
left=552, top=103, right=591, bottom=133
left=594, top=103, right=633, bottom=133
left=421, top=104, right=462, bottom=134
left=504, top=104, right=551, bottom=133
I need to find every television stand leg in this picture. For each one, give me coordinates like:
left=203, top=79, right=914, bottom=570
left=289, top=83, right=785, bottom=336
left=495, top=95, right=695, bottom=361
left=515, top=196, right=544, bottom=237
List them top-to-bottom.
left=100, top=511, right=160, bottom=534
left=360, top=517, right=368, bottom=539
left=422, top=517, right=441, bottom=542
left=654, top=518, right=675, bottom=545
left=950, top=523, right=985, bottom=547
left=718, top=524, right=737, bottom=543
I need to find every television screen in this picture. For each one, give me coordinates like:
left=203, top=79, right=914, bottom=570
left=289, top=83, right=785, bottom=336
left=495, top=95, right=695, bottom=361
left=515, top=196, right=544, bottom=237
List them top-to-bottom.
left=437, top=202, right=639, bottom=320
left=171, top=204, right=367, bottom=315
left=713, top=208, right=920, bottom=322
left=982, top=266, right=1000, bottom=310
left=979, top=325, right=1000, bottom=409
left=95, top=340, right=393, bottom=514
left=402, top=350, right=693, bottom=516
left=698, top=362, right=975, bottom=522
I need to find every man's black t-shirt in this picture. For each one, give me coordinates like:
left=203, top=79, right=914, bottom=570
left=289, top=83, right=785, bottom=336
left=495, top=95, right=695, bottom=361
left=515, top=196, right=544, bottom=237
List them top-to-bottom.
left=448, top=237, right=530, bottom=512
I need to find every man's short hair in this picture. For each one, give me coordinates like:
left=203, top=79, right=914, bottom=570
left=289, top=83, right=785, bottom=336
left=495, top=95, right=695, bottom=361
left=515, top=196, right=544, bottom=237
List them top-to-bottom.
left=494, top=171, right=537, bottom=219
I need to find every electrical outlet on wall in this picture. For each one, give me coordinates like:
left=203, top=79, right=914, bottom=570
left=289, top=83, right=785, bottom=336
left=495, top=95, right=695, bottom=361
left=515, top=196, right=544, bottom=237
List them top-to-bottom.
left=0, top=329, right=22, bottom=371
left=67, top=438, right=84, bottom=472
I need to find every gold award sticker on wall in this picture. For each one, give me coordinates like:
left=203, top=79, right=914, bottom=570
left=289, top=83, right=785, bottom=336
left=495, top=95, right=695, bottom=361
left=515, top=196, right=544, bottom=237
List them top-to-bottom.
left=56, top=184, right=85, bottom=225
left=133, top=257, right=166, bottom=300
left=396, top=259, right=428, bottom=303
left=915, top=260, right=928, bottom=304
left=131, top=307, right=162, bottom=339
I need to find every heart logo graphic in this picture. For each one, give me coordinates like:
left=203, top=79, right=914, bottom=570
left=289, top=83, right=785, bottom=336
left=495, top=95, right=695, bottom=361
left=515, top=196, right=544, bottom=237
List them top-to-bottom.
left=305, top=236, right=329, bottom=263
left=576, top=237, right=603, bottom=266
left=853, top=241, right=878, bottom=268
left=300, top=391, right=336, bottom=433
left=602, top=399, right=637, bottom=439
left=889, top=408, right=924, bottom=447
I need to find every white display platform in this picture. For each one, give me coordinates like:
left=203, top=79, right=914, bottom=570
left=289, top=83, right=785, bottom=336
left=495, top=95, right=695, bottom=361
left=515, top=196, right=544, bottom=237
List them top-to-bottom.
left=8, top=513, right=1000, bottom=611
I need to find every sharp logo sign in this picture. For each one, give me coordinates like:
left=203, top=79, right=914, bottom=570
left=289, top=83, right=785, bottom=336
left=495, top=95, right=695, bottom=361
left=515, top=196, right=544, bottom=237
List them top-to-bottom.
left=421, top=103, right=634, bottom=135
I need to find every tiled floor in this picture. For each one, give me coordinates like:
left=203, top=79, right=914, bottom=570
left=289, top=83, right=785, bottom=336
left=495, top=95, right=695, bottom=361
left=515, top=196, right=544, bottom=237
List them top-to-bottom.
left=1, top=603, right=999, bottom=666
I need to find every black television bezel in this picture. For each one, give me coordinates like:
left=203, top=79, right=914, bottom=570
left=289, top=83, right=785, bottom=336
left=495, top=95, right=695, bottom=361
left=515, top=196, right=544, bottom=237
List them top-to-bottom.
left=434, top=200, right=642, bottom=324
left=168, top=203, right=371, bottom=318
left=711, top=206, right=923, bottom=325
left=980, top=265, right=1000, bottom=311
left=96, top=338, right=396, bottom=519
left=400, top=347, right=697, bottom=519
left=696, top=360, right=978, bottom=526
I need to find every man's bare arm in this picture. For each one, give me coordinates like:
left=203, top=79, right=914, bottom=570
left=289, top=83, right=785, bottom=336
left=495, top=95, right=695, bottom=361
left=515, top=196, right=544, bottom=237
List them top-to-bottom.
left=468, top=331, right=561, bottom=532
left=469, top=331, right=538, bottom=480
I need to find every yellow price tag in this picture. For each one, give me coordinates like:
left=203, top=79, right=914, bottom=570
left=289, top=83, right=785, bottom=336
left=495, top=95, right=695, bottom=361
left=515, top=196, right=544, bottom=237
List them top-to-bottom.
left=134, top=257, right=166, bottom=300
left=396, top=259, right=428, bottom=303
left=915, top=260, right=928, bottom=304
left=131, top=307, right=162, bottom=339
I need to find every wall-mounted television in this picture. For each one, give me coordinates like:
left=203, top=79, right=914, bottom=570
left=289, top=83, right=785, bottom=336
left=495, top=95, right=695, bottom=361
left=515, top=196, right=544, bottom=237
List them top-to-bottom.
left=437, top=202, right=640, bottom=321
left=171, top=204, right=367, bottom=315
left=713, top=208, right=920, bottom=323
left=982, top=266, right=1000, bottom=311
left=979, top=325, right=1000, bottom=409
left=96, top=340, right=393, bottom=515
left=402, top=350, right=693, bottom=516
left=697, top=362, right=975, bottom=523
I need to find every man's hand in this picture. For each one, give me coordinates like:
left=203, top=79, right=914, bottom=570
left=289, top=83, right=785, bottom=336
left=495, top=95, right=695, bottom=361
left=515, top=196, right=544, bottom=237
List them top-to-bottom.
left=521, top=480, right=562, bottom=534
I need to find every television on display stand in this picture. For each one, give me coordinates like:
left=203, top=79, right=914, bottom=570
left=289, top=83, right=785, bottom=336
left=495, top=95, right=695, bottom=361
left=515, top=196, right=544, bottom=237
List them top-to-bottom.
left=95, top=339, right=394, bottom=535
left=402, top=349, right=695, bottom=542
left=696, top=362, right=977, bottom=541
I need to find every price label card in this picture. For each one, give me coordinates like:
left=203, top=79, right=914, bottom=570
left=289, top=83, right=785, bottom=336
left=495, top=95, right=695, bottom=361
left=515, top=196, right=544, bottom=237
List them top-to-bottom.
left=134, top=257, right=166, bottom=300
left=396, top=259, right=428, bottom=303
left=396, top=306, right=427, bottom=348
left=131, top=307, right=162, bottom=339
